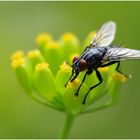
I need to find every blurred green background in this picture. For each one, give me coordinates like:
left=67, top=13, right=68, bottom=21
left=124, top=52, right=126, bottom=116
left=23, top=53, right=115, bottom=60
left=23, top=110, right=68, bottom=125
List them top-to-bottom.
left=1, top=1, right=140, bottom=138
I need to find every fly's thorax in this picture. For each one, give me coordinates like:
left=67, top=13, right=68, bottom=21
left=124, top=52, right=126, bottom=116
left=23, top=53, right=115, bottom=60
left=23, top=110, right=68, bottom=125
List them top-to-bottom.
left=72, top=46, right=109, bottom=72
left=81, top=47, right=108, bottom=67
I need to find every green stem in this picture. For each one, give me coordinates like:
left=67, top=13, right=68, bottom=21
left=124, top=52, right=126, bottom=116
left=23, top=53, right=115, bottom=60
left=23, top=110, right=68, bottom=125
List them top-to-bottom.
left=60, top=113, right=75, bottom=139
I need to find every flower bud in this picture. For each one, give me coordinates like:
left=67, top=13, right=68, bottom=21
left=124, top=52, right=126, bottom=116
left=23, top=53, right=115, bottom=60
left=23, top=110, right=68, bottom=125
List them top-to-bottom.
left=35, top=33, right=52, bottom=46
left=59, top=33, right=80, bottom=61
left=41, top=41, right=63, bottom=75
left=27, top=49, right=43, bottom=69
left=10, top=50, right=24, bottom=61
left=11, top=57, right=32, bottom=95
left=34, top=62, right=57, bottom=101
left=55, top=62, right=72, bottom=95
left=106, top=71, right=127, bottom=104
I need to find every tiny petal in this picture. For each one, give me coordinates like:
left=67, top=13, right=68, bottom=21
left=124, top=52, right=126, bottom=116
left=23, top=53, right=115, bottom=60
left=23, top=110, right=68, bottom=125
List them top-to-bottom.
left=60, top=32, right=80, bottom=62
left=36, top=33, right=52, bottom=45
left=62, top=33, right=76, bottom=42
left=45, top=41, right=59, bottom=49
left=10, top=50, right=24, bottom=61
left=27, top=50, right=41, bottom=59
left=27, top=50, right=43, bottom=69
left=11, top=58, right=25, bottom=68
left=35, top=62, right=49, bottom=72
left=60, top=62, right=71, bottom=73
left=68, top=79, right=80, bottom=89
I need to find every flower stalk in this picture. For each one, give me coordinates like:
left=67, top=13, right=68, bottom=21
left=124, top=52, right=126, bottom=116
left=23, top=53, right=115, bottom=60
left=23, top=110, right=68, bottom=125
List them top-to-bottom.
left=60, top=113, right=75, bottom=139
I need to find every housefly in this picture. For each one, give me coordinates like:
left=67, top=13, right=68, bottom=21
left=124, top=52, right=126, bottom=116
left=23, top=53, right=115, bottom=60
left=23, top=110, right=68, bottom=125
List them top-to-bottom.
left=65, top=21, right=140, bottom=104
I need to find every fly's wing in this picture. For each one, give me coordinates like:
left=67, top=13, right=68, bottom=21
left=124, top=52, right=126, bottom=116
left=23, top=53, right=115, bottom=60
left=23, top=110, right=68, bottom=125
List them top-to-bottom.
left=90, top=21, right=116, bottom=47
left=103, top=47, right=140, bottom=62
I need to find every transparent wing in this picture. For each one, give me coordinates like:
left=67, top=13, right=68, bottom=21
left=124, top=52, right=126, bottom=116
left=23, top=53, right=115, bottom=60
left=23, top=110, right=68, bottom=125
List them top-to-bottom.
left=90, top=21, right=116, bottom=47
left=103, top=47, right=140, bottom=61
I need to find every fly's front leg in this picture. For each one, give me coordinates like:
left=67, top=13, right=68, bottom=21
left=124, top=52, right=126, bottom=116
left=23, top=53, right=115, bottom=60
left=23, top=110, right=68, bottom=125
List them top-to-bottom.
left=75, top=69, right=93, bottom=96
left=82, top=69, right=103, bottom=104
left=65, top=70, right=74, bottom=87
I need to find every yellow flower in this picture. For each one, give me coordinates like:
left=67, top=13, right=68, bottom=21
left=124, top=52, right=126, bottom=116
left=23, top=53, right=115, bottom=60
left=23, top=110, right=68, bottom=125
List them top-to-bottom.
left=36, top=33, right=52, bottom=45
left=62, top=33, right=76, bottom=42
left=45, top=41, right=59, bottom=49
left=10, top=50, right=24, bottom=61
left=27, top=50, right=40, bottom=59
left=11, top=58, right=25, bottom=68
left=35, top=62, right=49, bottom=72
left=60, top=62, right=72, bottom=73
left=68, top=79, right=80, bottom=89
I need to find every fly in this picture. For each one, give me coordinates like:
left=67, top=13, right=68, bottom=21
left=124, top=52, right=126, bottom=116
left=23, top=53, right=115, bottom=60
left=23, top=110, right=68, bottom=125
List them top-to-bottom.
left=65, top=21, right=140, bottom=104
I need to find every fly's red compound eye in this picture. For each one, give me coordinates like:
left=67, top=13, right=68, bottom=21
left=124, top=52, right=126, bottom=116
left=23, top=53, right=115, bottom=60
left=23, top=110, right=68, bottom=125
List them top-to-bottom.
left=73, top=56, right=80, bottom=63
left=79, top=59, right=87, bottom=71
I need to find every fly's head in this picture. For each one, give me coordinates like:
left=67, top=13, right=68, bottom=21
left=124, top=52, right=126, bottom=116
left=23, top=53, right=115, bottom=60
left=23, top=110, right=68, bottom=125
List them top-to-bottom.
left=65, top=56, right=88, bottom=87
left=72, top=56, right=87, bottom=73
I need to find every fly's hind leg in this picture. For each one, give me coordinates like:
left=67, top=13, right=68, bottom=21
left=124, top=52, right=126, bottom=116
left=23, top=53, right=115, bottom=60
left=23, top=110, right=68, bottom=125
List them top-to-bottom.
left=100, top=61, right=131, bottom=78
left=116, top=61, right=131, bottom=78
left=82, top=69, right=103, bottom=104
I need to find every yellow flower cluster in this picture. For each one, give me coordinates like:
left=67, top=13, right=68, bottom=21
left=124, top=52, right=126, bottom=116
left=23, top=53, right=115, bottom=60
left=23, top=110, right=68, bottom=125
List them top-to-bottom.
left=10, top=32, right=127, bottom=116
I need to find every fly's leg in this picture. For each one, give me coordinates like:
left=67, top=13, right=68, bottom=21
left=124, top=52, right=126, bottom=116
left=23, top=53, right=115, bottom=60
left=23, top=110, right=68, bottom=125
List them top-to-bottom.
left=100, top=61, right=130, bottom=78
left=116, top=61, right=131, bottom=78
left=65, top=69, right=79, bottom=87
left=75, top=69, right=93, bottom=96
left=82, top=69, right=103, bottom=104
left=65, top=70, right=74, bottom=87
left=75, top=72, right=87, bottom=96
